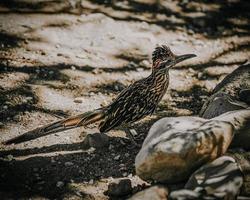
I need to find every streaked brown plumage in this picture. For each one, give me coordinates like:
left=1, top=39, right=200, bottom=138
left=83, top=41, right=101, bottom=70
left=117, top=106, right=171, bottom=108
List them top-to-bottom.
left=4, top=45, right=196, bottom=145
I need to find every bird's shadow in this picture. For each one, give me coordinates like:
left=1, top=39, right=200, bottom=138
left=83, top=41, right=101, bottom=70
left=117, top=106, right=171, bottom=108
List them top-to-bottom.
left=0, top=135, right=141, bottom=199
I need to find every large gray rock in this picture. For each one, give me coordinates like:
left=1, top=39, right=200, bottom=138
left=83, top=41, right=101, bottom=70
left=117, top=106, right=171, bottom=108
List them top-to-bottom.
left=200, top=63, right=250, bottom=119
left=135, top=109, right=250, bottom=183
left=170, top=156, right=243, bottom=200
left=129, top=186, right=168, bottom=200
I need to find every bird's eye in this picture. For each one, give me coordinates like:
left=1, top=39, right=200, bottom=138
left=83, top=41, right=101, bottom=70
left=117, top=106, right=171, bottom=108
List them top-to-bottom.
left=159, top=60, right=170, bottom=68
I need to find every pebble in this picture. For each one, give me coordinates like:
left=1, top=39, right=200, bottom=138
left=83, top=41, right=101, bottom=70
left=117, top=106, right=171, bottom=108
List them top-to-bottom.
left=41, top=51, right=46, bottom=55
left=140, top=60, right=150, bottom=68
left=92, top=68, right=101, bottom=74
left=136, top=68, right=144, bottom=72
left=197, top=72, right=203, bottom=79
left=74, top=97, right=83, bottom=103
left=82, top=133, right=109, bottom=149
left=6, top=154, right=14, bottom=161
left=114, top=155, right=120, bottom=160
left=64, top=162, right=74, bottom=167
left=33, top=168, right=39, bottom=172
left=122, top=172, right=128, bottom=177
left=89, top=179, right=94, bottom=184
left=106, top=179, right=132, bottom=197
left=56, top=181, right=64, bottom=188
left=129, top=186, right=168, bottom=200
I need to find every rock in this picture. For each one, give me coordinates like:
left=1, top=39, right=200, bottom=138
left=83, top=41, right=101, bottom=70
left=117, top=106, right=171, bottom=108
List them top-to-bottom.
left=200, top=63, right=250, bottom=119
left=239, top=89, right=250, bottom=104
left=200, top=92, right=248, bottom=119
left=74, top=97, right=84, bottom=103
left=135, top=109, right=250, bottom=183
left=215, top=109, right=250, bottom=150
left=82, top=133, right=109, bottom=149
left=232, top=153, right=250, bottom=196
left=114, top=155, right=120, bottom=160
left=170, top=156, right=243, bottom=199
left=171, top=156, right=243, bottom=200
left=64, top=162, right=74, bottom=167
left=122, top=172, right=128, bottom=177
left=106, top=178, right=132, bottom=197
left=56, top=181, right=64, bottom=188
left=129, top=186, right=168, bottom=200
left=170, top=189, right=200, bottom=200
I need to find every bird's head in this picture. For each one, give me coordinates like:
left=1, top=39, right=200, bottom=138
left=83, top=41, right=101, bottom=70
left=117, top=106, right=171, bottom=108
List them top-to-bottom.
left=152, top=45, right=196, bottom=73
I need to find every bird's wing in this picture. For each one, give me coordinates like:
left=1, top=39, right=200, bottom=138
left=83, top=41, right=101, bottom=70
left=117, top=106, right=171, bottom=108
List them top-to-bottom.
left=99, top=80, right=156, bottom=132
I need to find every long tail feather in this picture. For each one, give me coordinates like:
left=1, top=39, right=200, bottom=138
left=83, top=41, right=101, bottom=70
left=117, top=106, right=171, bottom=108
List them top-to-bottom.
left=3, top=109, right=105, bottom=145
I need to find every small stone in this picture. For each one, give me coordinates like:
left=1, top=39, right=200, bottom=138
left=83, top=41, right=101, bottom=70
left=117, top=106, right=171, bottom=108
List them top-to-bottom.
left=55, top=44, right=60, bottom=48
left=140, top=60, right=150, bottom=68
left=127, top=61, right=137, bottom=68
left=71, top=66, right=76, bottom=70
left=92, top=68, right=102, bottom=74
left=136, top=68, right=144, bottom=72
left=188, top=68, right=195, bottom=74
left=49, top=71, right=54, bottom=74
left=197, top=72, right=203, bottom=79
left=74, top=97, right=83, bottom=103
left=3, top=105, right=8, bottom=109
left=82, top=133, right=109, bottom=149
left=125, top=153, right=129, bottom=157
left=6, top=155, right=14, bottom=161
left=114, top=155, right=120, bottom=160
left=64, top=162, right=73, bottom=167
left=33, top=168, right=39, bottom=172
left=122, top=172, right=128, bottom=177
left=89, top=179, right=94, bottom=184
left=106, top=179, right=132, bottom=197
left=38, top=181, right=45, bottom=185
left=56, top=181, right=64, bottom=188
left=129, top=186, right=168, bottom=200
left=170, top=189, right=200, bottom=200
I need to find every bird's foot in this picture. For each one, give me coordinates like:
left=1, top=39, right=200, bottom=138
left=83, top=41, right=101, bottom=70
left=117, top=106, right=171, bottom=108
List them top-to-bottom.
left=126, top=128, right=140, bottom=149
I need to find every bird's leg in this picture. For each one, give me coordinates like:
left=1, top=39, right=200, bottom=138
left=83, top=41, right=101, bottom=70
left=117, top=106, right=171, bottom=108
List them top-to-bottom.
left=122, top=126, right=140, bottom=148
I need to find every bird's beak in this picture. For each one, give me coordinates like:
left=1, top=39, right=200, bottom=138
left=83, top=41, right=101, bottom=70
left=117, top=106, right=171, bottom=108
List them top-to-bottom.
left=160, top=54, right=196, bottom=69
left=174, top=54, right=196, bottom=65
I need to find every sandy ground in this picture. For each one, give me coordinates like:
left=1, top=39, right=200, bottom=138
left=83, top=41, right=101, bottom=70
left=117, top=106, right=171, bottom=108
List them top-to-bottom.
left=0, top=0, right=249, bottom=199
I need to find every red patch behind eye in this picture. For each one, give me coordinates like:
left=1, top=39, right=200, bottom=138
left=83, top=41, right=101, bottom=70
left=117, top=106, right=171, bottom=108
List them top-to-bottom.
left=153, top=59, right=162, bottom=69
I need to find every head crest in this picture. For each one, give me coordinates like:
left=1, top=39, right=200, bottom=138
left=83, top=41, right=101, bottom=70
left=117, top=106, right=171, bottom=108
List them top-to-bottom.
left=152, top=45, right=174, bottom=63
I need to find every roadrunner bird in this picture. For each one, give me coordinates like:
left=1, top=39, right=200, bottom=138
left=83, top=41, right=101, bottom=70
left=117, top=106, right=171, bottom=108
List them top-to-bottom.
left=4, top=45, right=196, bottom=145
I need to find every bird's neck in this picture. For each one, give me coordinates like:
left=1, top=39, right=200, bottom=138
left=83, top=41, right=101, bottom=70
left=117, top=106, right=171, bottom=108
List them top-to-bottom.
left=149, top=70, right=169, bottom=87
left=151, top=70, right=169, bottom=80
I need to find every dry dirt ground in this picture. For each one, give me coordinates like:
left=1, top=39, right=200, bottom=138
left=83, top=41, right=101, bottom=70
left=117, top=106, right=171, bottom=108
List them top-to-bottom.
left=0, top=0, right=249, bottom=199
